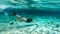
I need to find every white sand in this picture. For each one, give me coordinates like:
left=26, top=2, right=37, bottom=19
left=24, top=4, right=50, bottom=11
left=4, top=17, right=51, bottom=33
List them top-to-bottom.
left=0, top=15, right=60, bottom=34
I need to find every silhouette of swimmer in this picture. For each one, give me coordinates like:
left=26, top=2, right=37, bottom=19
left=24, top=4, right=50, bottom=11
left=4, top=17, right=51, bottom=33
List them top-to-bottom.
left=13, top=12, right=33, bottom=22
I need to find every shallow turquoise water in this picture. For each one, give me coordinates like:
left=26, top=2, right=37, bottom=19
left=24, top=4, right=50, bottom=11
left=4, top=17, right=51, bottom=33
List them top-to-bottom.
left=0, top=0, right=60, bottom=34
left=0, top=6, right=60, bottom=34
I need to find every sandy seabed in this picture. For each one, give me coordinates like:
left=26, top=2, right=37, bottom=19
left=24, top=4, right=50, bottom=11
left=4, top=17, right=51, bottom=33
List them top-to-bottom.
left=0, top=15, right=60, bottom=34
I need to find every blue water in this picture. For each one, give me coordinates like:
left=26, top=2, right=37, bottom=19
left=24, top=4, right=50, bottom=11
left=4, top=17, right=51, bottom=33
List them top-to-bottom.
left=0, top=0, right=60, bottom=34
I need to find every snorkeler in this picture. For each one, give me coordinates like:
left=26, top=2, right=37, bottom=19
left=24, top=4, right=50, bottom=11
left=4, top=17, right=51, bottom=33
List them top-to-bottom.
left=13, top=12, right=33, bottom=22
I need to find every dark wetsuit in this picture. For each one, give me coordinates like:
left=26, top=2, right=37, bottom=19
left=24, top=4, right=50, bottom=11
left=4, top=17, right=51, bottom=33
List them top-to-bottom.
left=26, top=18, right=32, bottom=22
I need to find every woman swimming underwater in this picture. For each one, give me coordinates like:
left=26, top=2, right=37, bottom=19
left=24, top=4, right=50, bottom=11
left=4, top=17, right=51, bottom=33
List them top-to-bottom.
left=13, top=12, right=33, bottom=22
